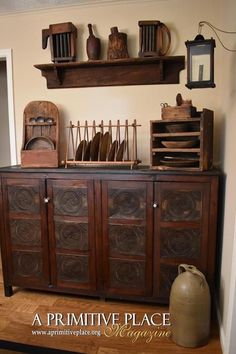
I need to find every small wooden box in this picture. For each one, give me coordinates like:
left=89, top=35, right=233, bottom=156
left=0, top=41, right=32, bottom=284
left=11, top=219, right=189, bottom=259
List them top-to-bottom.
left=21, top=101, right=59, bottom=168
left=161, top=105, right=197, bottom=119
left=150, top=109, right=213, bottom=171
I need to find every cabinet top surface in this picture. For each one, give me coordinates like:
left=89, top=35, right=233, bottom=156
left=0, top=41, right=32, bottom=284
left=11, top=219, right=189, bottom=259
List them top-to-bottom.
left=0, top=165, right=221, bottom=176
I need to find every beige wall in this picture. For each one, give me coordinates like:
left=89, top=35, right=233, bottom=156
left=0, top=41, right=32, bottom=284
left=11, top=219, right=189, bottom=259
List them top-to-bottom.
left=0, top=0, right=221, bottom=164
left=2, top=0, right=236, bottom=352
left=217, top=0, right=236, bottom=349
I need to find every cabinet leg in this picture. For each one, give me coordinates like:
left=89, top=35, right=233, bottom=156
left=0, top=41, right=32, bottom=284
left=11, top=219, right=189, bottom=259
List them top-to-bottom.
left=4, top=285, right=13, bottom=297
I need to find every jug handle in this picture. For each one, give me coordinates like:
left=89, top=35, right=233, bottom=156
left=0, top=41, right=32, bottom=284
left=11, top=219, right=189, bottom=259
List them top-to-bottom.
left=158, top=22, right=171, bottom=56
left=178, top=264, right=206, bottom=285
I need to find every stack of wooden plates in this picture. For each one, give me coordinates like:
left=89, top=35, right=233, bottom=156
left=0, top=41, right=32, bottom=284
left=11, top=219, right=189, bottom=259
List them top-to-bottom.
left=75, top=132, right=126, bottom=162
left=161, top=139, right=199, bottom=149
left=160, top=156, right=199, bottom=167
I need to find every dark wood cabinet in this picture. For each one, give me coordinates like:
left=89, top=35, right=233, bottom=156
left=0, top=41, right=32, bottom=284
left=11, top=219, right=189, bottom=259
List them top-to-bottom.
left=0, top=167, right=219, bottom=303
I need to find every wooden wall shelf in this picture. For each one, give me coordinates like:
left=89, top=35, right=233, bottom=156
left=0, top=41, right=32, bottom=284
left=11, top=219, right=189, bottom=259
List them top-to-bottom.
left=34, top=56, right=185, bottom=89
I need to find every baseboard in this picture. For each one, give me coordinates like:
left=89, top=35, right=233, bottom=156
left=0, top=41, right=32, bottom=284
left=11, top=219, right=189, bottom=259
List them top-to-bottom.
left=218, top=214, right=236, bottom=354
left=213, top=287, right=226, bottom=354
left=215, top=300, right=227, bottom=354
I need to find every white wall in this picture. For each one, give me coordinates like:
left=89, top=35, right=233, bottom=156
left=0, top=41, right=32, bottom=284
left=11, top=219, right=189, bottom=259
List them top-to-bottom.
left=0, top=60, right=11, bottom=167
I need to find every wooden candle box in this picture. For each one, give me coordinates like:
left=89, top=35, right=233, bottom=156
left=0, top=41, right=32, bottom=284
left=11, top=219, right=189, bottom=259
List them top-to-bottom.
left=42, top=22, right=77, bottom=63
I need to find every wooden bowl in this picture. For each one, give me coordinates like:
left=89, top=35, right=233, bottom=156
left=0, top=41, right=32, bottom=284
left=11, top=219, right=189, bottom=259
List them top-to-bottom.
left=165, top=123, right=190, bottom=133
left=161, top=139, right=199, bottom=148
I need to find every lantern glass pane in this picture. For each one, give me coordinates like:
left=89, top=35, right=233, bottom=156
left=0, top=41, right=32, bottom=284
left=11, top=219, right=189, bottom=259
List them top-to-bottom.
left=190, top=44, right=211, bottom=82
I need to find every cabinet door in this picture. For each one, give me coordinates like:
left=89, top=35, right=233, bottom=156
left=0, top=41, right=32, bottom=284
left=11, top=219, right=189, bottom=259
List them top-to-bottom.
left=2, top=178, right=50, bottom=288
left=47, top=179, right=96, bottom=292
left=102, top=180, right=153, bottom=298
left=154, top=181, right=210, bottom=301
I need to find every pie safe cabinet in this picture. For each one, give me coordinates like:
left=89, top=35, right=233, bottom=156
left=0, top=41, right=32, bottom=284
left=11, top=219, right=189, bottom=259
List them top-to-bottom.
left=0, top=167, right=219, bottom=303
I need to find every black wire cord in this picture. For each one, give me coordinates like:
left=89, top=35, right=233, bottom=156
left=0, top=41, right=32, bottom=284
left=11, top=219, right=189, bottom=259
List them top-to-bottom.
left=198, top=20, right=236, bottom=52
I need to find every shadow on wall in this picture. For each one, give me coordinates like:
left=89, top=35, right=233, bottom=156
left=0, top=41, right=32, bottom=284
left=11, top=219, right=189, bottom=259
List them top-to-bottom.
left=229, top=50, right=236, bottom=101
left=57, top=104, right=67, bottom=166
left=213, top=112, right=226, bottom=319
left=215, top=171, right=226, bottom=305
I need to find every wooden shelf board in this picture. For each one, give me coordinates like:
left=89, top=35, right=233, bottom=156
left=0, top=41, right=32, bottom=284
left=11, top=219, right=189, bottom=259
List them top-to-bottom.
left=34, top=56, right=185, bottom=89
left=152, top=117, right=201, bottom=123
left=152, top=132, right=200, bottom=137
left=152, top=148, right=200, bottom=153
left=65, top=160, right=141, bottom=168
left=152, top=166, right=202, bottom=171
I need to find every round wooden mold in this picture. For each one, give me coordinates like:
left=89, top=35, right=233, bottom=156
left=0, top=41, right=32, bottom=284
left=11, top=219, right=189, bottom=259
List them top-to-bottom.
left=24, top=136, right=54, bottom=150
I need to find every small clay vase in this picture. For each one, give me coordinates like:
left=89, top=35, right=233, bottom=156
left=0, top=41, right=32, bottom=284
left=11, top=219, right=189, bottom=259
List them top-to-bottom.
left=86, top=24, right=101, bottom=60
left=169, top=264, right=211, bottom=348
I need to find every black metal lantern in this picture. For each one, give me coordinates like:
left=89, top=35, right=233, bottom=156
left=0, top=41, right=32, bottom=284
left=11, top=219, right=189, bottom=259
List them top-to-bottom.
left=185, top=34, right=216, bottom=89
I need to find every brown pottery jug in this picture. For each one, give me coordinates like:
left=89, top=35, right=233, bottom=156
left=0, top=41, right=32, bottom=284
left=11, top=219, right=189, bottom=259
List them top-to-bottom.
left=169, top=264, right=211, bottom=348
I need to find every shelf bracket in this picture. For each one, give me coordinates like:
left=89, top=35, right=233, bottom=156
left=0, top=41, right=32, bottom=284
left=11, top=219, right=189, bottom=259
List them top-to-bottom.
left=159, top=60, right=164, bottom=81
left=53, top=66, right=64, bottom=85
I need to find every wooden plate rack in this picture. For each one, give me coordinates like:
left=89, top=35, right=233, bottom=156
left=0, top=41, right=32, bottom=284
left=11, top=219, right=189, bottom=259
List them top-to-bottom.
left=65, top=119, right=141, bottom=169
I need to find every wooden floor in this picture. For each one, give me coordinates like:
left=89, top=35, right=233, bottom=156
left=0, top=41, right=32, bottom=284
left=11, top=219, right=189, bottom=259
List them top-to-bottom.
left=0, top=271, right=222, bottom=354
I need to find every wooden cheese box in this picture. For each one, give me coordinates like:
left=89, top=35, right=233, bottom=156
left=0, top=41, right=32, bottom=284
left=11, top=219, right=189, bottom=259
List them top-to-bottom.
left=161, top=105, right=197, bottom=119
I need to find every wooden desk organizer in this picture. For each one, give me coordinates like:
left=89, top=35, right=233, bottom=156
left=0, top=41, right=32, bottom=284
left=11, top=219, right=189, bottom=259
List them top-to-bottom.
left=42, top=22, right=77, bottom=63
left=21, top=101, right=59, bottom=168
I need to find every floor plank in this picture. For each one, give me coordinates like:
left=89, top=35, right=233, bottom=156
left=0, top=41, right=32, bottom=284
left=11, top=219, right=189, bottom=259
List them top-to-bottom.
left=0, top=274, right=222, bottom=353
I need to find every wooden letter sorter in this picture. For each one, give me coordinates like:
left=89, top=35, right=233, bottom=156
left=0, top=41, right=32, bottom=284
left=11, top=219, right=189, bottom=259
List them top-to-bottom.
left=150, top=109, right=213, bottom=171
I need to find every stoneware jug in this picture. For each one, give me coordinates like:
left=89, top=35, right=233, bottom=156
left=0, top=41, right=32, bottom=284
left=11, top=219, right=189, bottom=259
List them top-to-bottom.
left=86, top=24, right=101, bottom=60
left=169, top=264, right=211, bottom=348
